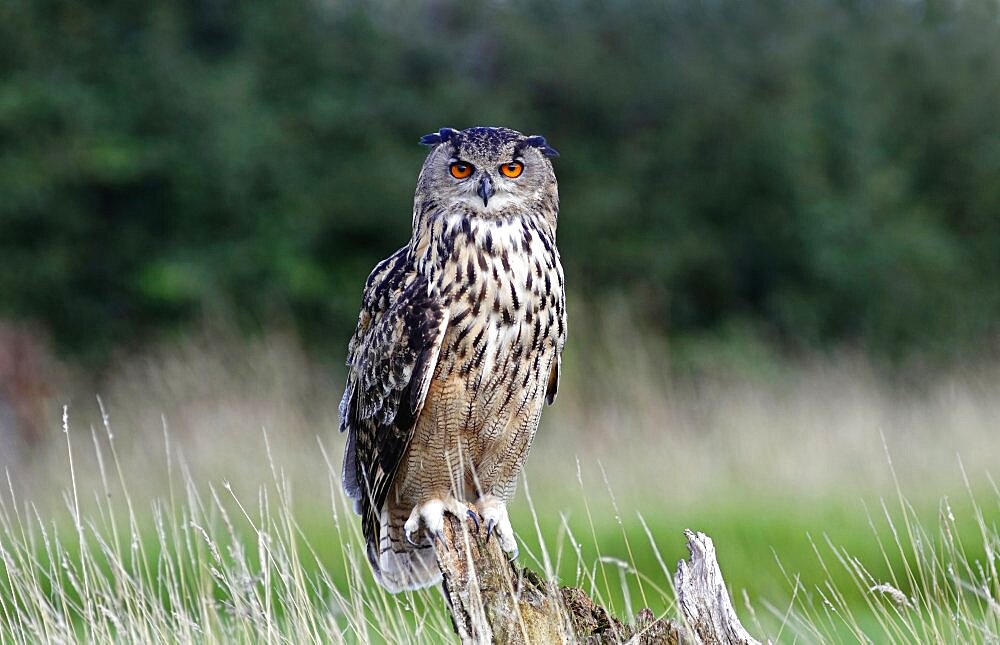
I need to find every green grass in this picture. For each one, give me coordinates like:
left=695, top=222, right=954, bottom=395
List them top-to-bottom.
left=2, top=331, right=1000, bottom=642
left=3, top=423, right=998, bottom=642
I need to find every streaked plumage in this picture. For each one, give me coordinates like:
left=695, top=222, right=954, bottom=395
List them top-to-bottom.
left=340, top=126, right=565, bottom=591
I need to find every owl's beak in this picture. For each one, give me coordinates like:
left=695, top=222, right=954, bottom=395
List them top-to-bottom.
left=477, top=175, right=494, bottom=207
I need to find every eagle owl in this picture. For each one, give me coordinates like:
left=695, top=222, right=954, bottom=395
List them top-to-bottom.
left=339, top=126, right=566, bottom=592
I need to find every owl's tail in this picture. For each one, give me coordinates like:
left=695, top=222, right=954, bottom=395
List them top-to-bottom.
left=366, top=507, right=442, bottom=592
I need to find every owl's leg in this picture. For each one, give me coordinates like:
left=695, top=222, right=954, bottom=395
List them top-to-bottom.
left=474, top=495, right=518, bottom=560
left=403, top=497, right=468, bottom=547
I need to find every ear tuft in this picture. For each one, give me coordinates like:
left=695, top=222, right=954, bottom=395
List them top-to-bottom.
left=419, top=127, right=460, bottom=146
left=525, top=134, right=559, bottom=157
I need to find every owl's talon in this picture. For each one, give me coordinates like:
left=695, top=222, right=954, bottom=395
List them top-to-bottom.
left=475, top=494, right=518, bottom=556
left=402, top=498, right=469, bottom=550
left=467, top=509, right=481, bottom=533
left=507, top=545, right=519, bottom=562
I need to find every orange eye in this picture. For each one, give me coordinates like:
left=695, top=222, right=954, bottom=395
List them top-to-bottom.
left=499, top=161, right=524, bottom=178
left=449, top=162, right=473, bottom=179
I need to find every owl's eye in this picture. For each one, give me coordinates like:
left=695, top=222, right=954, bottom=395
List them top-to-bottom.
left=449, top=161, right=474, bottom=179
left=499, top=161, right=524, bottom=178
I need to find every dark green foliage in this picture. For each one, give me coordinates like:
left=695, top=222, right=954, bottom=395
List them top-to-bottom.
left=2, top=0, right=999, bottom=360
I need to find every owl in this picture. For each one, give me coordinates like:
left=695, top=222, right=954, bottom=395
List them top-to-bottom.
left=339, top=126, right=566, bottom=592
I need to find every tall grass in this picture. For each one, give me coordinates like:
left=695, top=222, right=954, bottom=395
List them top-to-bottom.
left=2, top=326, right=1000, bottom=642
left=0, top=402, right=682, bottom=642
left=0, top=406, right=454, bottom=642
left=768, top=458, right=1000, bottom=642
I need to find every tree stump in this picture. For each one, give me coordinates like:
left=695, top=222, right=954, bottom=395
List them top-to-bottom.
left=433, top=510, right=759, bottom=644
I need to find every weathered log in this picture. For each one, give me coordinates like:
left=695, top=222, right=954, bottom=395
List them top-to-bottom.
left=433, top=510, right=757, bottom=644
left=674, top=530, right=762, bottom=645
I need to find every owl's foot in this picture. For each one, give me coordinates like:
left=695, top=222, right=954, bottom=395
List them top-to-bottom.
left=474, top=495, right=518, bottom=561
left=403, top=497, right=469, bottom=547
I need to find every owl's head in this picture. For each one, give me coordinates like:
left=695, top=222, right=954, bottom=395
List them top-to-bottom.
left=415, top=126, right=559, bottom=218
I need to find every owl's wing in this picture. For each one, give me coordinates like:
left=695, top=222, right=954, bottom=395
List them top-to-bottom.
left=339, top=248, right=449, bottom=557
left=545, top=287, right=567, bottom=405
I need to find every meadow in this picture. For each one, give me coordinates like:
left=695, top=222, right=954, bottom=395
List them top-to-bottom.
left=5, top=1, right=1000, bottom=641
left=2, top=318, right=999, bottom=643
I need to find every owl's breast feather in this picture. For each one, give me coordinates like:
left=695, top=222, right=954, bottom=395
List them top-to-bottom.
left=428, top=215, right=564, bottom=394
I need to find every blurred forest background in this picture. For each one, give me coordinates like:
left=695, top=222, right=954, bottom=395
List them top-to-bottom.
left=3, top=0, right=1000, bottom=640
left=4, top=0, right=1000, bottom=365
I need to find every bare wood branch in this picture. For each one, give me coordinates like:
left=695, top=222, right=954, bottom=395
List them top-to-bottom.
left=674, top=530, right=762, bottom=645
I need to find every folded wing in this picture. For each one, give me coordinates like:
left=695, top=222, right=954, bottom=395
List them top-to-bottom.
left=339, top=248, right=449, bottom=563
